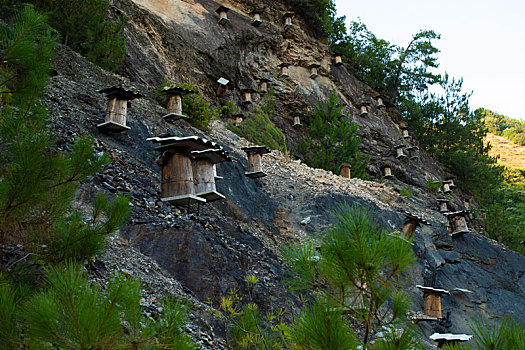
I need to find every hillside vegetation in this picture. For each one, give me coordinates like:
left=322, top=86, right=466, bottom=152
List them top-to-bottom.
left=480, top=107, right=525, bottom=146
left=486, top=133, right=525, bottom=170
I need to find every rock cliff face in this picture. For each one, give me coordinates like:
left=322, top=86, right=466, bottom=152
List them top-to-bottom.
left=43, top=0, right=525, bottom=347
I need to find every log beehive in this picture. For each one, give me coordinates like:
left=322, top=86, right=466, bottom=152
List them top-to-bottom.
left=216, top=6, right=230, bottom=25
left=250, top=8, right=263, bottom=27
left=283, top=12, right=294, bottom=26
left=334, top=53, right=343, bottom=66
left=279, top=63, right=290, bottom=77
left=308, top=63, right=320, bottom=79
left=216, top=77, right=230, bottom=97
left=97, top=86, right=141, bottom=132
left=160, top=86, right=193, bottom=123
left=148, top=136, right=225, bottom=206
left=242, top=146, right=270, bottom=178
left=191, top=149, right=231, bottom=202
left=339, top=164, right=351, bottom=178
left=384, top=165, right=394, bottom=179
left=401, top=211, right=431, bottom=239
left=444, top=211, right=471, bottom=237
left=416, top=285, right=450, bottom=319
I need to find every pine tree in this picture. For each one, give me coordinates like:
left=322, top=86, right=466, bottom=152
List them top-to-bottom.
left=30, top=0, right=126, bottom=72
left=0, top=5, right=129, bottom=260
left=300, top=91, right=369, bottom=179
left=285, top=203, right=418, bottom=347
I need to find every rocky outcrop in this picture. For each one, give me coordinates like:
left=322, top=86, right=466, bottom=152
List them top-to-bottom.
left=41, top=0, right=525, bottom=347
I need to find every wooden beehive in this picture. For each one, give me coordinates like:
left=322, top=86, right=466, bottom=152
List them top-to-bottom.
left=216, top=6, right=230, bottom=25
left=250, top=8, right=263, bottom=27
left=283, top=12, right=294, bottom=26
left=334, top=53, right=343, bottom=66
left=279, top=62, right=290, bottom=77
left=308, top=63, right=320, bottom=79
left=216, top=77, right=230, bottom=97
left=259, top=78, right=270, bottom=92
left=160, top=86, right=194, bottom=123
left=97, top=87, right=141, bottom=132
left=242, top=88, right=255, bottom=104
left=358, top=101, right=370, bottom=116
left=292, top=112, right=302, bottom=127
left=233, top=113, right=244, bottom=124
left=148, top=136, right=223, bottom=206
left=394, top=144, right=407, bottom=159
left=242, top=146, right=270, bottom=178
left=191, top=149, right=231, bottom=202
left=339, top=164, right=351, bottom=178
left=384, top=165, right=394, bottom=179
left=445, top=176, right=456, bottom=188
left=442, top=181, right=452, bottom=193
left=437, top=198, right=449, bottom=213
left=401, top=211, right=431, bottom=239
left=444, top=211, right=471, bottom=237
left=454, top=215, right=469, bottom=234
left=417, top=285, right=450, bottom=319
left=424, top=293, right=442, bottom=318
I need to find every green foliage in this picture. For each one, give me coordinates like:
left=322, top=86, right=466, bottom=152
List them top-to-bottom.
left=31, top=0, right=126, bottom=71
left=283, top=0, right=346, bottom=40
left=0, top=4, right=58, bottom=106
left=1, top=5, right=129, bottom=260
left=331, top=20, right=440, bottom=102
left=401, top=73, right=525, bottom=251
left=227, top=90, right=287, bottom=152
left=299, top=91, right=369, bottom=179
left=479, top=108, right=525, bottom=146
left=426, top=180, right=443, bottom=194
left=399, top=187, right=413, bottom=197
left=48, top=193, right=130, bottom=263
left=284, top=203, right=416, bottom=346
left=1, top=263, right=196, bottom=348
left=220, top=276, right=288, bottom=350
left=0, top=280, right=20, bottom=348
left=291, top=300, right=359, bottom=349
left=470, top=316, right=525, bottom=349
left=368, top=325, right=424, bottom=350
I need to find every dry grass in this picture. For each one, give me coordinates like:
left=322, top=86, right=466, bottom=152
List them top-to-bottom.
left=486, top=133, right=525, bottom=170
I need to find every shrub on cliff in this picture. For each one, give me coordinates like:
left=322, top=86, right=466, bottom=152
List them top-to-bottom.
left=30, top=0, right=126, bottom=72
left=227, top=90, right=287, bottom=152
left=299, top=91, right=369, bottom=179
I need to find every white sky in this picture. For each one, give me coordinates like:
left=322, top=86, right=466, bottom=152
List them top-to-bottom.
left=334, top=0, right=525, bottom=121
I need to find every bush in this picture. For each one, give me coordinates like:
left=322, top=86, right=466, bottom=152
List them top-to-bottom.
left=178, top=83, right=220, bottom=133
left=227, top=90, right=287, bottom=152
left=426, top=180, right=443, bottom=194
left=400, top=187, right=413, bottom=197
left=48, top=193, right=130, bottom=263
left=470, top=316, right=525, bottom=349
